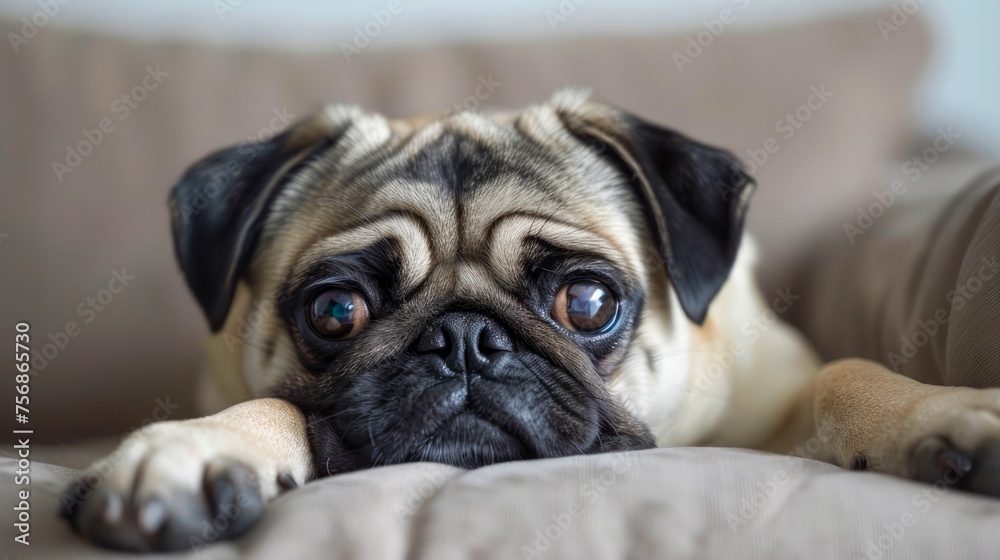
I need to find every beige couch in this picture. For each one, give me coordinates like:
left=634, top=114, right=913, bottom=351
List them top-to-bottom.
left=6, top=8, right=1000, bottom=560
left=6, top=444, right=1000, bottom=559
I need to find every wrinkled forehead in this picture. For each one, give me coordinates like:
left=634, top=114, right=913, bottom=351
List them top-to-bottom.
left=264, top=110, right=650, bottom=294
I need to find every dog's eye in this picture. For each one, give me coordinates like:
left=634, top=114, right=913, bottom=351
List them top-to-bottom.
left=552, top=281, right=618, bottom=333
left=306, top=289, right=369, bottom=339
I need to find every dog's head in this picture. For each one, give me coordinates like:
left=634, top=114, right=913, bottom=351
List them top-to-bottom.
left=169, top=90, right=754, bottom=473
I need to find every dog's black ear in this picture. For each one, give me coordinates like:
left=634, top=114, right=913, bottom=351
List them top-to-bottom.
left=556, top=97, right=755, bottom=325
left=169, top=110, right=351, bottom=331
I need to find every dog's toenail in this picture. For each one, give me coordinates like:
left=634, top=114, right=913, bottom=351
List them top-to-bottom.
left=937, top=450, right=972, bottom=479
left=848, top=454, right=868, bottom=470
left=277, top=472, right=298, bottom=492
left=59, top=479, right=88, bottom=520
left=101, top=493, right=124, bottom=525
left=138, top=498, right=167, bottom=535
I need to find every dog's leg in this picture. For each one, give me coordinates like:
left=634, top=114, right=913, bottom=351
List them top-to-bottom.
left=798, top=358, right=1000, bottom=495
left=60, top=398, right=313, bottom=552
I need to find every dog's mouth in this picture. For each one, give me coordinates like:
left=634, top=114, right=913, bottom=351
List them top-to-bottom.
left=286, top=312, right=657, bottom=475
left=297, top=367, right=656, bottom=476
left=322, top=374, right=554, bottom=471
left=402, top=411, right=531, bottom=467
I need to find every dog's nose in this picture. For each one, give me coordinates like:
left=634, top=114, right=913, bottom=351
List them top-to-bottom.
left=414, top=312, right=514, bottom=374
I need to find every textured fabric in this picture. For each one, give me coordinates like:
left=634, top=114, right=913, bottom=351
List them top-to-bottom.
left=2, top=8, right=978, bottom=560
left=0, top=9, right=928, bottom=438
left=789, top=160, right=1000, bottom=388
left=5, top=444, right=1000, bottom=560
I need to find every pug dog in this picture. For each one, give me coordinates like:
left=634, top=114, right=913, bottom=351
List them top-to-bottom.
left=61, top=89, right=1000, bottom=551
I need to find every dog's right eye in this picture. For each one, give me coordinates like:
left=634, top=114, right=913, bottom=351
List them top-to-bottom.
left=552, top=281, right=619, bottom=333
left=306, top=288, right=370, bottom=339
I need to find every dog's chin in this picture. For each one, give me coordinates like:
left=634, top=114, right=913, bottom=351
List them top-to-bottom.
left=295, top=351, right=658, bottom=475
left=330, top=396, right=548, bottom=472
left=307, top=404, right=655, bottom=476
left=307, top=410, right=538, bottom=475
left=402, top=412, right=531, bottom=468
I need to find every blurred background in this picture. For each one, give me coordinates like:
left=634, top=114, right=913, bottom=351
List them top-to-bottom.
left=0, top=0, right=997, bottom=443
left=3, top=0, right=999, bottom=152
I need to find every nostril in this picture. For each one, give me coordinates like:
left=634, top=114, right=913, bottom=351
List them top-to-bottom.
left=415, top=312, right=514, bottom=375
left=478, top=326, right=514, bottom=355
left=414, top=328, right=450, bottom=358
left=479, top=330, right=497, bottom=356
left=429, top=345, right=451, bottom=360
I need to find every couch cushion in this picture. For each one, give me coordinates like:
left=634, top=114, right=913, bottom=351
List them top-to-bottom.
left=789, top=157, right=1000, bottom=387
left=5, top=445, right=999, bottom=559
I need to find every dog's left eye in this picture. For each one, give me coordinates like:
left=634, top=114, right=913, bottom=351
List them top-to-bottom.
left=552, top=281, right=619, bottom=333
left=306, top=288, right=369, bottom=339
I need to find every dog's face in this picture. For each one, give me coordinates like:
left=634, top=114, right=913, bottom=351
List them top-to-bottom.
left=170, top=90, right=753, bottom=473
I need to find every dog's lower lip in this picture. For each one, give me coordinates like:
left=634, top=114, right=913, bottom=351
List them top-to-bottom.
left=403, top=411, right=529, bottom=467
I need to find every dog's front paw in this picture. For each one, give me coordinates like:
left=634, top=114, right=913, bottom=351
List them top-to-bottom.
left=901, top=389, right=1000, bottom=497
left=60, top=419, right=298, bottom=552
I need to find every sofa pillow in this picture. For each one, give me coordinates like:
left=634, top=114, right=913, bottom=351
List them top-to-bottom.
left=789, top=156, right=1000, bottom=387
left=5, top=445, right=1000, bottom=559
